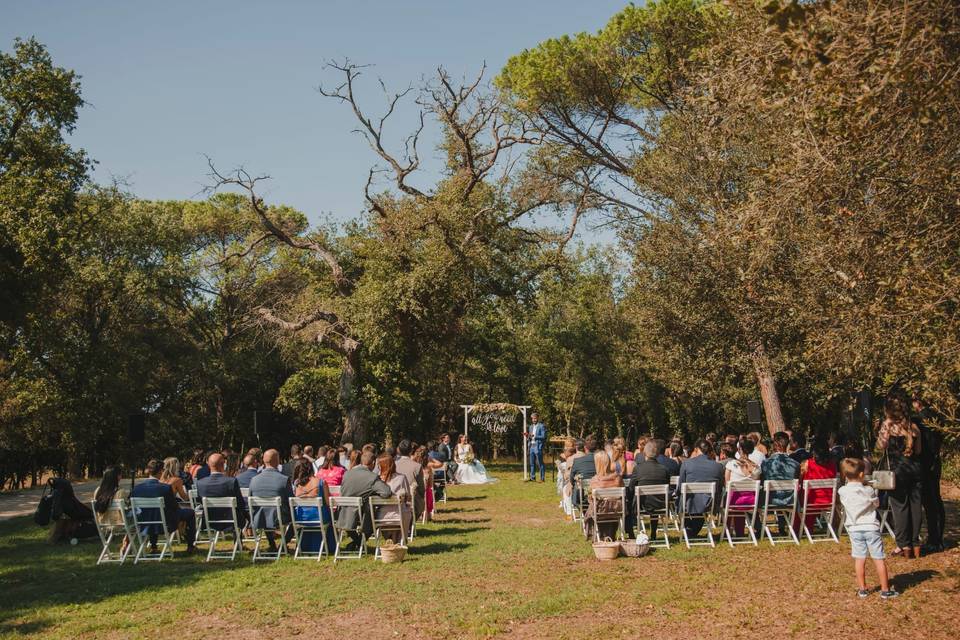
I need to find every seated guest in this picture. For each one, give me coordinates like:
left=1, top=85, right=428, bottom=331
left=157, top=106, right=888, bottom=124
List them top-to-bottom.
left=747, top=431, right=767, bottom=466
left=761, top=431, right=801, bottom=535
left=789, top=432, right=811, bottom=463
left=570, top=435, right=599, bottom=507
left=798, top=437, right=838, bottom=532
left=395, top=439, right=425, bottom=520
left=655, top=439, right=681, bottom=476
left=677, top=440, right=725, bottom=538
left=724, top=440, right=761, bottom=536
left=610, top=441, right=632, bottom=477
left=632, top=441, right=671, bottom=539
left=718, top=442, right=737, bottom=464
left=282, top=444, right=302, bottom=477
left=303, top=445, right=316, bottom=465
left=338, top=445, right=352, bottom=469
left=313, top=446, right=328, bottom=474
left=414, top=446, right=439, bottom=521
left=243, top=448, right=263, bottom=471
left=188, top=449, right=205, bottom=479
left=248, top=449, right=293, bottom=551
left=348, top=449, right=363, bottom=469
left=194, top=450, right=214, bottom=481
left=336, top=450, right=393, bottom=545
left=585, top=451, right=623, bottom=539
left=196, top=452, right=246, bottom=530
left=316, top=452, right=346, bottom=487
left=375, top=453, right=414, bottom=542
left=236, top=454, right=259, bottom=489
left=160, top=457, right=189, bottom=501
left=291, top=457, right=335, bottom=552
left=131, top=459, right=195, bottom=553
left=93, top=466, right=130, bottom=526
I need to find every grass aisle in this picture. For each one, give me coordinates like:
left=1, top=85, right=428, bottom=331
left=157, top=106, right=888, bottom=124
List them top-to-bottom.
left=0, top=463, right=958, bottom=639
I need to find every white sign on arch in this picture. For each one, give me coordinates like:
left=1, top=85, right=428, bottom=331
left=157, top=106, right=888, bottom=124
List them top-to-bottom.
left=460, top=403, right=532, bottom=479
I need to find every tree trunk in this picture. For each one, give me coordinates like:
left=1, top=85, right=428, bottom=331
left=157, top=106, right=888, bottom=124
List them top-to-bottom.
left=751, top=343, right=786, bottom=436
left=338, top=344, right=367, bottom=445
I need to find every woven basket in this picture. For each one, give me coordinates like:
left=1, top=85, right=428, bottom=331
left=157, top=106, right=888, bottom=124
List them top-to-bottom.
left=592, top=537, right=621, bottom=561
left=620, top=539, right=651, bottom=558
left=379, top=542, right=407, bottom=564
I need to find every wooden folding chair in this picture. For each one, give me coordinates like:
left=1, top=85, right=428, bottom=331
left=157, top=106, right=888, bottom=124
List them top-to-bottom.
left=799, top=478, right=839, bottom=543
left=761, top=479, right=800, bottom=545
left=721, top=480, right=761, bottom=547
left=679, top=482, right=717, bottom=549
left=634, top=484, right=671, bottom=548
left=201, top=496, right=243, bottom=561
left=248, top=496, right=289, bottom=562
left=288, top=496, right=329, bottom=561
left=329, top=496, right=366, bottom=562
left=368, top=496, right=409, bottom=559
left=130, top=497, right=175, bottom=563
left=92, top=499, right=135, bottom=565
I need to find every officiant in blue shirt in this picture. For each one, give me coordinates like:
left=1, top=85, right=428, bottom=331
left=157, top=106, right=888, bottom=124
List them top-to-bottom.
left=527, top=413, right=547, bottom=482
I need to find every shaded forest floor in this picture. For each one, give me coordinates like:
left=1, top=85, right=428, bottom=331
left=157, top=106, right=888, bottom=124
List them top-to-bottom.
left=0, top=463, right=957, bottom=639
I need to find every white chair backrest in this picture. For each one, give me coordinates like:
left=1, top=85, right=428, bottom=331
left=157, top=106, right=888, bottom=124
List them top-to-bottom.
left=669, top=475, right=679, bottom=486
left=804, top=478, right=837, bottom=491
left=764, top=479, right=798, bottom=492
left=727, top=480, right=760, bottom=493
left=681, top=481, right=716, bottom=495
left=635, top=484, right=670, bottom=496
left=327, top=485, right=342, bottom=497
left=240, top=487, right=250, bottom=498
left=592, top=487, right=625, bottom=501
left=248, top=495, right=286, bottom=527
left=201, top=496, right=238, bottom=527
left=289, top=496, right=323, bottom=525
left=329, top=496, right=362, bottom=509
left=130, top=497, right=168, bottom=528
left=93, top=499, right=130, bottom=526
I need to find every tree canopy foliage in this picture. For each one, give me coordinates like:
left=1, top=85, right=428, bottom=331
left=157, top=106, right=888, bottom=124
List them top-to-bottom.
left=2, top=1, right=959, bottom=482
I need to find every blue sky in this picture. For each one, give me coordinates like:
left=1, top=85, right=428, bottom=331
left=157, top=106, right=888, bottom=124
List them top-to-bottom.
left=4, top=1, right=628, bottom=239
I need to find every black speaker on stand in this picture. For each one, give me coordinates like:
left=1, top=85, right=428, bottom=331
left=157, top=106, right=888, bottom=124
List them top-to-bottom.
left=746, top=400, right=764, bottom=426
left=254, top=410, right=272, bottom=448
left=127, top=413, right=146, bottom=490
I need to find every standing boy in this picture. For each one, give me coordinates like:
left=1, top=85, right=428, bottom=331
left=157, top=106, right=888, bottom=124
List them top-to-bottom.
left=837, top=458, right=899, bottom=599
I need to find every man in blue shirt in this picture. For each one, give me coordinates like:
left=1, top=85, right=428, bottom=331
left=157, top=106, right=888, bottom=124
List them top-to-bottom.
left=526, top=413, right=547, bottom=482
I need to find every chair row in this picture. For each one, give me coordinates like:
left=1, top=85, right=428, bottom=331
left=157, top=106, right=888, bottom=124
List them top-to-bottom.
left=572, top=477, right=893, bottom=550
left=93, top=494, right=412, bottom=565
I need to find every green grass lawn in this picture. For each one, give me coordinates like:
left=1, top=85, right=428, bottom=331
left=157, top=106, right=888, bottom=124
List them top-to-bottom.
left=1, top=463, right=958, bottom=639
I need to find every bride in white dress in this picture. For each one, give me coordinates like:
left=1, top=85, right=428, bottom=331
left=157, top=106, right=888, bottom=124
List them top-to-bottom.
left=454, top=435, right=496, bottom=484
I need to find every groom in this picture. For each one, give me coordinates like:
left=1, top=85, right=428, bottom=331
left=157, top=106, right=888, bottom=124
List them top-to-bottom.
left=526, top=413, right=547, bottom=482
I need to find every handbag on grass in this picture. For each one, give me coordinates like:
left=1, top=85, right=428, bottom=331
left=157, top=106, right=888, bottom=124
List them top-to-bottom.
left=872, top=450, right=896, bottom=491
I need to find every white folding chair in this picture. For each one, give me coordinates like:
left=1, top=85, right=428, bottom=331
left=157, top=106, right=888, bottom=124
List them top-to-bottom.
left=433, top=468, right=448, bottom=505
left=668, top=476, right=681, bottom=532
left=572, top=477, right=588, bottom=526
left=799, top=478, right=839, bottom=543
left=761, top=479, right=800, bottom=545
left=721, top=480, right=761, bottom=547
left=679, top=482, right=717, bottom=548
left=327, top=484, right=342, bottom=497
left=634, top=484, right=671, bottom=548
left=590, top=487, right=626, bottom=542
left=187, top=488, right=209, bottom=548
left=201, top=496, right=243, bottom=561
left=248, top=496, right=289, bottom=562
left=329, top=496, right=366, bottom=562
left=368, top=496, right=409, bottom=559
left=130, top=497, right=175, bottom=563
left=288, top=497, right=329, bottom=561
left=92, top=499, right=135, bottom=565
left=877, top=506, right=897, bottom=540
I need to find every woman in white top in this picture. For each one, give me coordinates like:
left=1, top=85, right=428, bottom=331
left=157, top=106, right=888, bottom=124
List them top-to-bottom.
left=725, top=440, right=761, bottom=536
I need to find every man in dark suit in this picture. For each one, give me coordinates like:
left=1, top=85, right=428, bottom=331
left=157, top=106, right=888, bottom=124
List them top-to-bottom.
left=788, top=432, right=811, bottom=463
left=438, top=434, right=458, bottom=482
left=569, top=435, right=599, bottom=508
left=395, top=439, right=425, bottom=520
left=654, top=439, right=681, bottom=476
left=677, top=439, right=725, bottom=538
left=632, top=441, right=671, bottom=539
left=281, top=444, right=302, bottom=478
left=248, top=449, right=293, bottom=551
left=337, top=450, right=393, bottom=544
left=196, top=452, right=246, bottom=530
left=236, top=454, right=259, bottom=489
left=131, top=458, right=195, bottom=552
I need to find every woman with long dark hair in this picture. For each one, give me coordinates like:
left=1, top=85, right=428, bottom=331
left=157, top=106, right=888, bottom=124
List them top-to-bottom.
left=877, top=395, right=923, bottom=558
left=93, top=466, right=128, bottom=524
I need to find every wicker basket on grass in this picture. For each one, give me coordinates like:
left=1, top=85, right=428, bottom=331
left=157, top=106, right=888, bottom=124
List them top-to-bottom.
left=592, top=537, right=621, bottom=561
left=620, top=539, right=650, bottom=558
left=379, top=540, right=407, bottom=564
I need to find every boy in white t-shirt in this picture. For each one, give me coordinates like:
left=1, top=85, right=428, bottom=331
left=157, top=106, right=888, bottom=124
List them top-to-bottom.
left=837, top=458, right=899, bottom=599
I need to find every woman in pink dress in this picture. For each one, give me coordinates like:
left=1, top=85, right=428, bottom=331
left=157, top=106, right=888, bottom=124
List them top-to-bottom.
left=315, top=454, right=345, bottom=486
